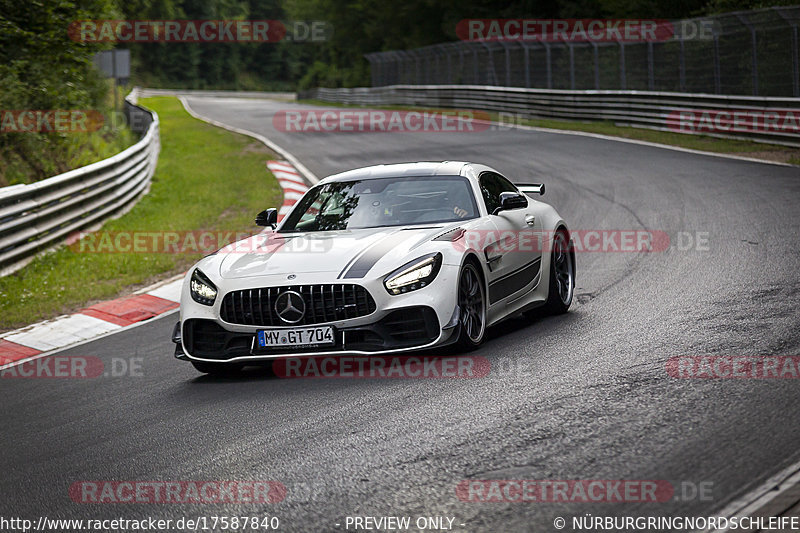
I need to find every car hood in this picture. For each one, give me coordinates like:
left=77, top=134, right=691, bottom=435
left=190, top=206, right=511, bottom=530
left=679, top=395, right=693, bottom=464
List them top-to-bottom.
left=215, top=226, right=453, bottom=280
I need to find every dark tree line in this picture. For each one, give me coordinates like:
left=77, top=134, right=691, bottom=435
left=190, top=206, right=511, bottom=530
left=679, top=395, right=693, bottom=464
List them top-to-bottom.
left=0, top=0, right=795, bottom=183
left=0, top=0, right=117, bottom=184
left=114, top=0, right=800, bottom=89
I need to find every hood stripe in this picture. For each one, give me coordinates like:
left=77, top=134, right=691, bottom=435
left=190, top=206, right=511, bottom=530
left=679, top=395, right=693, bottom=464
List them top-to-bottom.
left=340, top=233, right=401, bottom=279
left=337, top=248, right=365, bottom=279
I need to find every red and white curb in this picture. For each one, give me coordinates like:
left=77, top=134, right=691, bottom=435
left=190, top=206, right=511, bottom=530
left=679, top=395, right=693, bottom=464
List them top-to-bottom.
left=268, top=160, right=310, bottom=221
left=0, top=276, right=183, bottom=368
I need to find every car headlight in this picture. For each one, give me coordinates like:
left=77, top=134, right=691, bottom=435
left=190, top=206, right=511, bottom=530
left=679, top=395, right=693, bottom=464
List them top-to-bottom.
left=384, top=253, right=442, bottom=295
left=190, top=269, right=217, bottom=305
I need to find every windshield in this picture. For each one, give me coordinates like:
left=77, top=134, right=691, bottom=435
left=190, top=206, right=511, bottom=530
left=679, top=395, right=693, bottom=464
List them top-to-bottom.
left=279, top=176, right=478, bottom=232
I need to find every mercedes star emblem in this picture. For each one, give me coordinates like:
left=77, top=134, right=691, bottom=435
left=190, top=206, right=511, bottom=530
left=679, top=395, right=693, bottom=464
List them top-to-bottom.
left=275, top=290, right=305, bottom=324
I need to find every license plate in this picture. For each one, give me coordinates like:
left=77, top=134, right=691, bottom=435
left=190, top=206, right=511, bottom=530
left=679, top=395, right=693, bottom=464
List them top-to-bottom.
left=257, top=326, right=335, bottom=348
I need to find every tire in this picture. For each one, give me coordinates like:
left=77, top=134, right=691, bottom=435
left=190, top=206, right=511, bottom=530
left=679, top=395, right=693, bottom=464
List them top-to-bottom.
left=542, top=229, right=575, bottom=315
left=456, top=262, right=487, bottom=350
left=191, top=360, right=244, bottom=376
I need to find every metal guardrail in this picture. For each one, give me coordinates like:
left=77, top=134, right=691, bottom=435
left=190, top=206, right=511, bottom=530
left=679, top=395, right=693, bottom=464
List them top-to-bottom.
left=299, top=85, right=800, bottom=147
left=139, top=88, right=296, bottom=100
left=0, top=90, right=160, bottom=277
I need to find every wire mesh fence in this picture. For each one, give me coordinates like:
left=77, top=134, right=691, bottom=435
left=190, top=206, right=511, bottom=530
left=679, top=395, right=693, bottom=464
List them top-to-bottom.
left=365, top=7, right=800, bottom=96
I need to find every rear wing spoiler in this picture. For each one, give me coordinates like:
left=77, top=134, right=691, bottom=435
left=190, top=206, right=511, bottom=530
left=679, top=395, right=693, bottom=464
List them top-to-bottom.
left=516, top=183, right=545, bottom=196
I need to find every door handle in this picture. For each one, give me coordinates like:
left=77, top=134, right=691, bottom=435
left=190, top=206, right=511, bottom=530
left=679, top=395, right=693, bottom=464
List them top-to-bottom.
left=525, top=215, right=536, bottom=226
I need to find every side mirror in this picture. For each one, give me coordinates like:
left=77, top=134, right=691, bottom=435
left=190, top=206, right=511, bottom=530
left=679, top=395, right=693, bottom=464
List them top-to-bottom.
left=517, top=183, right=545, bottom=196
left=493, top=192, right=528, bottom=215
left=255, top=208, right=278, bottom=227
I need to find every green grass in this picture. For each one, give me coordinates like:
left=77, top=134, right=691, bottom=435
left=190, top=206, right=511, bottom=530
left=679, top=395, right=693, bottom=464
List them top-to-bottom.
left=0, top=83, right=141, bottom=187
left=0, top=96, right=282, bottom=330
left=298, top=98, right=800, bottom=164
left=0, top=123, right=139, bottom=188
left=65, top=126, right=139, bottom=168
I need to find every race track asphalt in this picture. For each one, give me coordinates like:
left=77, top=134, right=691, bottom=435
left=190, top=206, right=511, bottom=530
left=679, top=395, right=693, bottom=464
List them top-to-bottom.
left=1, top=96, right=799, bottom=532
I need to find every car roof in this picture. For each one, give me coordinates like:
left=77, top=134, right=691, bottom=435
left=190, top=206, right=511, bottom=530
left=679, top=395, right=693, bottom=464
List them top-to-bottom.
left=318, top=161, right=476, bottom=183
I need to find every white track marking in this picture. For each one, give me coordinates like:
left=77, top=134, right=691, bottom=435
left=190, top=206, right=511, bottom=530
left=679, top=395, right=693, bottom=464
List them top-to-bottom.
left=145, top=277, right=183, bottom=303
left=0, top=309, right=179, bottom=372
left=4, top=314, right=122, bottom=351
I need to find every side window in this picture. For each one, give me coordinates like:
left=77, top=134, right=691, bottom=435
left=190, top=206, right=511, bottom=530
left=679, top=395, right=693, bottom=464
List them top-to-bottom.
left=479, top=172, right=518, bottom=214
left=298, top=196, right=323, bottom=223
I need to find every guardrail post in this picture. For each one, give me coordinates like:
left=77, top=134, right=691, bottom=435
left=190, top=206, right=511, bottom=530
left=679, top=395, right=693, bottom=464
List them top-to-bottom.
left=773, top=7, right=799, bottom=97
left=736, top=14, right=759, bottom=95
left=794, top=25, right=799, bottom=97
left=750, top=27, right=758, bottom=96
left=713, top=30, right=721, bottom=94
left=679, top=35, right=686, bottom=92
left=544, top=41, right=553, bottom=89
left=619, top=41, right=626, bottom=90
left=647, top=41, right=655, bottom=90
left=481, top=42, right=498, bottom=85
left=503, top=42, right=512, bottom=87
left=521, top=42, right=532, bottom=88
left=591, top=42, right=600, bottom=90
left=568, top=43, right=575, bottom=89
left=446, top=46, right=453, bottom=85
left=473, top=46, right=480, bottom=84
left=458, top=47, right=465, bottom=85
left=389, top=51, right=403, bottom=86
left=396, top=51, right=404, bottom=84
left=404, top=51, right=413, bottom=84
left=434, top=51, right=439, bottom=84
left=390, top=52, right=399, bottom=84
left=400, top=53, right=407, bottom=84
left=365, top=54, right=379, bottom=86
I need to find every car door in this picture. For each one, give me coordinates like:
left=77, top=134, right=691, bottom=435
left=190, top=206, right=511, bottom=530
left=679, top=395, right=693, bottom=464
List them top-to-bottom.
left=478, top=171, right=543, bottom=306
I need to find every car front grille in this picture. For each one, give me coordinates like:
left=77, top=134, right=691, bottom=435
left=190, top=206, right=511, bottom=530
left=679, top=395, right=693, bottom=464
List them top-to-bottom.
left=220, top=284, right=377, bottom=326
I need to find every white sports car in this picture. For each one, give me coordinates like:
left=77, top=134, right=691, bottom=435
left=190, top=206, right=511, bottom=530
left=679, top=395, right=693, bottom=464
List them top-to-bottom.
left=173, top=161, right=575, bottom=374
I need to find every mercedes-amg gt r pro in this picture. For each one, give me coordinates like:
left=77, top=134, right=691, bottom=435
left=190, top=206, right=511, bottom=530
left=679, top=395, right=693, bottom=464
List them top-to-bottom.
left=173, top=161, right=575, bottom=374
